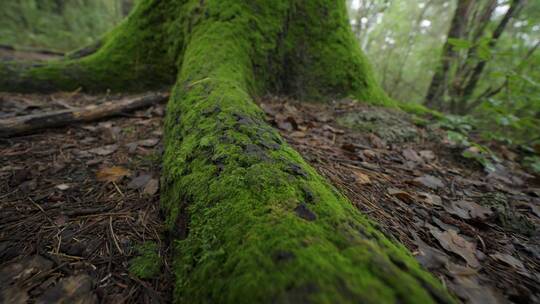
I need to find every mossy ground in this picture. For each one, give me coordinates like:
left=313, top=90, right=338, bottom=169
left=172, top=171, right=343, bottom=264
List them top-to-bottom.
left=1, top=0, right=456, bottom=303
left=129, top=242, right=162, bottom=279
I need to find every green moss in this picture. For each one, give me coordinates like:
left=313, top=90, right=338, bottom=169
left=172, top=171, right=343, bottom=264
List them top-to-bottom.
left=0, top=0, right=180, bottom=92
left=159, top=1, right=454, bottom=303
left=399, top=102, right=444, bottom=119
left=129, top=242, right=162, bottom=279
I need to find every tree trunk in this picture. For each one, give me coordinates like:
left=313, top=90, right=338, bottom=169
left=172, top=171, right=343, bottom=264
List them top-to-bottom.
left=424, top=0, right=474, bottom=109
left=0, top=1, right=455, bottom=303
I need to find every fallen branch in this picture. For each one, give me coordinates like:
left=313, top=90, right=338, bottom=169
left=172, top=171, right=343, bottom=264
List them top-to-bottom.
left=0, top=92, right=169, bottom=137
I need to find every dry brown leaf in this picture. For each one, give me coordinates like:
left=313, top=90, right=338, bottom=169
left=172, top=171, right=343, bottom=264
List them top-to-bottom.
left=88, top=144, right=118, bottom=156
left=402, top=148, right=423, bottom=162
left=419, top=150, right=436, bottom=161
left=96, top=166, right=130, bottom=183
left=353, top=170, right=371, bottom=185
left=412, top=174, right=444, bottom=189
left=143, top=178, right=159, bottom=196
left=388, top=188, right=414, bottom=203
left=417, top=192, right=442, bottom=206
left=444, top=200, right=493, bottom=221
left=430, top=227, right=480, bottom=268
left=490, top=253, right=524, bottom=270
left=36, top=274, right=97, bottom=304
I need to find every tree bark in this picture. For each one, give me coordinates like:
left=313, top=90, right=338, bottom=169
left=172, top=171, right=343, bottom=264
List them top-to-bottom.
left=424, top=0, right=474, bottom=109
left=455, top=0, right=525, bottom=114
left=0, top=1, right=455, bottom=303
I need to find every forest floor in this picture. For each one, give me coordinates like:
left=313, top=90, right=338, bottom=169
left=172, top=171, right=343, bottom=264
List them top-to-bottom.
left=0, top=49, right=539, bottom=303
left=1, top=92, right=539, bottom=304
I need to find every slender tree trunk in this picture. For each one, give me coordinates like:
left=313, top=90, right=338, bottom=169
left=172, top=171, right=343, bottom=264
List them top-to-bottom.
left=424, top=0, right=474, bottom=109
left=455, top=0, right=525, bottom=114
left=0, top=1, right=455, bottom=303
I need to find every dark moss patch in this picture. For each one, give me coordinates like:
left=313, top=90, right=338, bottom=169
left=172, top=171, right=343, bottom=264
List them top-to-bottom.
left=129, top=242, right=162, bottom=280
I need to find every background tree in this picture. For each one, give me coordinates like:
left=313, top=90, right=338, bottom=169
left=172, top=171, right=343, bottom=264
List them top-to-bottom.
left=0, top=0, right=455, bottom=303
left=0, top=0, right=132, bottom=52
left=347, top=0, right=540, bottom=145
left=425, top=0, right=527, bottom=114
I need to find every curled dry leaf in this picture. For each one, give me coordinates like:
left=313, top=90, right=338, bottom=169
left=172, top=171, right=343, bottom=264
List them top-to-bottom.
left=138, top=138, right=159, bottom=147
left=88, top=144, right=118, bottom=156
left=402, top=148, right=423, bottom=163
left=419, top=150, right=436, bottom=161
left=96, top=166, right=130, bottom=183
left=353, top=170, right=371, bottom=185
left=128, top=174, right=152, bottom=189
left=412, top=174, right=444, bottom=190
left=143, top=178, right=159, bottom=196
left=55, top=183, right=70, bottom=191
left=388, top=188, right=414, bottom=203
left=417, top=192, right=442, bottom=206
left=444, top=200, right=493, bottom=221
left=430, top=226, right=480, bottom=268
left=490, top=253, right=525, bottom=270
left=36, top=274, right=97, bottom=304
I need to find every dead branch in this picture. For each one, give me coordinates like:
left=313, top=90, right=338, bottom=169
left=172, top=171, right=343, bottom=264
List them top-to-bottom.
left=0, top=92, right=169, bottom=137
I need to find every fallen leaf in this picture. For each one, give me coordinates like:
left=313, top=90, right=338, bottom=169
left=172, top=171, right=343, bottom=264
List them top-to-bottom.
left=322, top=124, right=344, bottom=134
left=290, top=131, right=306, bottom=138
left=367, top=134, right=386, bottom=149
left=138, top=138, right=159, bottom=147
left=125, top=142, right=138, bottom=153
left=88, top=144, right=118, bottom=156
left=402, top=148, right=423, bottom=162
left=419, top=150, right=436, bottom=161
left=96, top=166, right=130, bottom=183
left=353, top=170, right=371, bottom=185
left=128, top=174, right=152, bottom=189
left=413, top=175, right=444, bottom=189
left=143, top=178, right=159, bottom=195
left=55, top=183, right=70, bottom=191
left=388, top=188, right=414, bottom=203
left=417, top=192, right=442, bottom=206
left=444, top=200, right=493, bottom=221
left=430, top=226, right=480, bottom=268
left=411, top=231, right=448, bottom=270
left=490, top=253, right=524, bottom=270
left=446, top=263, right=503, bottom=304
left=36, top=274, right=97, bottom=304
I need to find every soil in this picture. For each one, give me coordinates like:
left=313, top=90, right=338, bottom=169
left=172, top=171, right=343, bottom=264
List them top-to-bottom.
left=1, top=81, right=539, bottom=302
left=0, top=92, right=171, bottom=303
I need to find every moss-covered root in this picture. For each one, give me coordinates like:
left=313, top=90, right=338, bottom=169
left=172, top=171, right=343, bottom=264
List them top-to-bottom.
left=0, top=0, right=179, bottom=93
left=161, top=2, right=454, bottom=303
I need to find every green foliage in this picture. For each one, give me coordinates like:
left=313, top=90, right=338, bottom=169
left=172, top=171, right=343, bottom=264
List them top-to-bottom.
left=0, top=0, right=129, bottom=52
left=347, top=1, right=540, bottom=145
left=447, top=38, right=472, bottom=50
left=523, top=156, right=540, bottom=174
left=129, top=242, right=162, bottom=279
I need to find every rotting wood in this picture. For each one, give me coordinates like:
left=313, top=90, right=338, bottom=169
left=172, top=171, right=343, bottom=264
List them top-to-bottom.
left=0, top=92, right=169, bottom=137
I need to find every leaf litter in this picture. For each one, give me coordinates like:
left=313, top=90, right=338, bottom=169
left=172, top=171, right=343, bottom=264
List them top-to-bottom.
left=1, top=90, right=539, bottom=303
left=0, top=92, right=170, bottom=303
left=259, top=95, right=540, bottom=303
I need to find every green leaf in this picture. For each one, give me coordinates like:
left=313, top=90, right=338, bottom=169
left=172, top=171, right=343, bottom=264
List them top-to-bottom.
left=447, top=38, right=472, bottom=50
left=476, top=44, right=492, bottom=61
left=447, top=131, right=470, bottom=146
